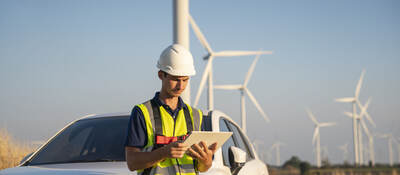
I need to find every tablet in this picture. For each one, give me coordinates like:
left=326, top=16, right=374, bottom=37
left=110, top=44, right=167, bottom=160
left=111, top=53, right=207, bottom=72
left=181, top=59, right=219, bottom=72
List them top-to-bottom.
left=183, top=131, right=233, bottom=150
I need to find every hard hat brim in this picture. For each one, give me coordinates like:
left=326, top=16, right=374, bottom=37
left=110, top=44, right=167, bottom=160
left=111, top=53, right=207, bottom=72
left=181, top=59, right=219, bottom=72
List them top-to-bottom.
left=157, top=63, right=196, bottom=76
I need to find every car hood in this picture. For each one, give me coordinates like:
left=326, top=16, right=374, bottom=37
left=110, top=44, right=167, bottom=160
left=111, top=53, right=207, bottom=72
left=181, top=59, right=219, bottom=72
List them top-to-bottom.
left=0, top=162, right=136, bottom=175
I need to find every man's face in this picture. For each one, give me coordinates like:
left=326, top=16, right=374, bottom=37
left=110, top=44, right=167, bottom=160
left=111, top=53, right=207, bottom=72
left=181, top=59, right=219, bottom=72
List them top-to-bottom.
left=159, top=71, right=189, bottom=97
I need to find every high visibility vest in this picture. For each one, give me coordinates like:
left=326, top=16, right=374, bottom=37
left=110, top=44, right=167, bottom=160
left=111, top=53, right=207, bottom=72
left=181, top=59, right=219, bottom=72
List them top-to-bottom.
left=136, top=99, right=203, bottom=175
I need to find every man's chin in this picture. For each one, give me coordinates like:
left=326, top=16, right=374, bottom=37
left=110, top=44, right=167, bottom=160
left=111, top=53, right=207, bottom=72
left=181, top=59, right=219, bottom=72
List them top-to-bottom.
left=170, top=91, right=182, bottom=97
left=168, top=92, right=182, bottom=97
left=172, top=93, right=181, bottom=97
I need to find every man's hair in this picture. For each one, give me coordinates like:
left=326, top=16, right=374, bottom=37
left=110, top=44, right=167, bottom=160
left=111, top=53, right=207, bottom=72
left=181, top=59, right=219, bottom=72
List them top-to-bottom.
left=159, top=70, right=168, bottom=78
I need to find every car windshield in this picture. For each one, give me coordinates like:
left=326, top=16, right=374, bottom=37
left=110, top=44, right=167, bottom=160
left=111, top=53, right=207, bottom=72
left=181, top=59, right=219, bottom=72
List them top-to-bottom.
left=27, top=116, right=129, bottom=165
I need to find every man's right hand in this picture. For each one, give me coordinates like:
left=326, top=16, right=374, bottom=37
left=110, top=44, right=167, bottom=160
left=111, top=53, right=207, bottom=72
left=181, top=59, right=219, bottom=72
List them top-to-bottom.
left=126, top=142, right=189, bottom=171
left=161, top=142, right=189, bottom=158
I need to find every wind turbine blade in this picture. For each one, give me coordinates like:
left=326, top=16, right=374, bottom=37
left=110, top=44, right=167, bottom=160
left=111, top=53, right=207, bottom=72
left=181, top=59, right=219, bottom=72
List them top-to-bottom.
left=188, top=15, right=213, bottom=53
left=213, top=50, right=273, bottom=57
left=244, top=53, right=261, bottom=87
left=194, top=56, right=213, bottom=106
left=355, top=69, right=366, bottom=99
left=214, top=84, right=242, bottom=90
left=244, top=88, right=270, bottom=122
left=335, top=97, right=355, bottom=103
left=357, top=97, right=376, bottom=127
left=364, top=97, right=371, bottom=108
left=306, top=108, right=318, bottom=124
left=343, top=111, right=354, bottom=118
left=363, top=111, right=376, bottom=128
left=360, top=119, right=371, bottom=137
left=320, top=122, right=336, bottom=127
left=312, top=127, right=319, bottom=145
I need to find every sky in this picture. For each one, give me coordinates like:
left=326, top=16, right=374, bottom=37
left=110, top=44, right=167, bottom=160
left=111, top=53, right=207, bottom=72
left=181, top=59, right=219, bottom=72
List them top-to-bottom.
left=0, top=0, right=399, bottom=166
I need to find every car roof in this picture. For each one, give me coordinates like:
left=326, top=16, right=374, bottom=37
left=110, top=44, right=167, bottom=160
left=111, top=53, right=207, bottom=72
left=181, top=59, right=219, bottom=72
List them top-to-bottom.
left=79, top=110, right=235, bottom=124
left=79, top=112, right=130, bottom=120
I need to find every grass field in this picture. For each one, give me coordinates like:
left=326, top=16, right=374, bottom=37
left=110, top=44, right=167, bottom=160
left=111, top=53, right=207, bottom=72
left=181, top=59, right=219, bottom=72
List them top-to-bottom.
left=0, top=128, right=34, bottom=170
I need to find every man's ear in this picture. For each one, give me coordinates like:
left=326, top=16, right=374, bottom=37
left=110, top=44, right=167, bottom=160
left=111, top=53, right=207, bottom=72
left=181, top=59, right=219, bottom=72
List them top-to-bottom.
left=158, top=70, right=163, bottom=80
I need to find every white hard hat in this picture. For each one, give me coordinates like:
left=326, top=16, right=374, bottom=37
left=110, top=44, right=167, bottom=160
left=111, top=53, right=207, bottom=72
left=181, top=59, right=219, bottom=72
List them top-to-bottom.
left=157, top=44, right=196, bottom=76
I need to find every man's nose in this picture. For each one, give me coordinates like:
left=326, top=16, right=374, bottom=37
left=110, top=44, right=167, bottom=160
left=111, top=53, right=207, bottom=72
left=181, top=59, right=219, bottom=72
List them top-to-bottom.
left=177, top=80, right=184, bottom=89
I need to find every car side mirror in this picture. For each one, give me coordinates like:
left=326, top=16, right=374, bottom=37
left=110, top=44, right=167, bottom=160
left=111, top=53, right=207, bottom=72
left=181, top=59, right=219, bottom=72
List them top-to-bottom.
left=228, top=146, right=246, bottom=173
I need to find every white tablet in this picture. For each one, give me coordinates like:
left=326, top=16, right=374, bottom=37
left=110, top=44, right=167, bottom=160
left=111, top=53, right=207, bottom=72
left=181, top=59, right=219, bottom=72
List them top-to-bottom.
left=183, top=131, right=233, bottom=150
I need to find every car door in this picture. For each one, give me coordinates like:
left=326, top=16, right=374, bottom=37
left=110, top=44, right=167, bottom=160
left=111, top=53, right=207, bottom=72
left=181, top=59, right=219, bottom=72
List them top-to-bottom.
left=219, top=117, right=268, bottom=175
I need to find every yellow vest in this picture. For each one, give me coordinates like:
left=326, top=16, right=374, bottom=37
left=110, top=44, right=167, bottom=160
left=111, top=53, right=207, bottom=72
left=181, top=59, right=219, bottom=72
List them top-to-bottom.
left=136, top=100, right=203, bottom=175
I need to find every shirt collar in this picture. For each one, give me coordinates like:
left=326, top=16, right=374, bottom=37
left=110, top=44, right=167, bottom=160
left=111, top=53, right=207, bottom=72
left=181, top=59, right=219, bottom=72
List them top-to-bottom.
left=153, top=92, right=187, bottom=110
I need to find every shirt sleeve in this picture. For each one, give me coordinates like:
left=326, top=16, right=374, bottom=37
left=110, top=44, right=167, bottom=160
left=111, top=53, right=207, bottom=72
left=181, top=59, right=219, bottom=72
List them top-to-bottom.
left=124, top=106, right=148, bottom=148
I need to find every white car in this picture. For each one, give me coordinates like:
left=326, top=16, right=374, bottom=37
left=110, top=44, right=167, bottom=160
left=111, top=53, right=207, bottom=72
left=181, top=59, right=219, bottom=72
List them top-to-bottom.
left=1, top=110, right=268, bottom=175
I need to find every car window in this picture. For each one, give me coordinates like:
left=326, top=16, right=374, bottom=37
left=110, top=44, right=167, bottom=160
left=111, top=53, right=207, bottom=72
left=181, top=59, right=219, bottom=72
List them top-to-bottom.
left=28, top=116, right=129, bottom=165
left=219, top=118, right=235, bottom=167
left=225, top=119, right=255, bottom=160
left=68, top=126, right=93, bottom=158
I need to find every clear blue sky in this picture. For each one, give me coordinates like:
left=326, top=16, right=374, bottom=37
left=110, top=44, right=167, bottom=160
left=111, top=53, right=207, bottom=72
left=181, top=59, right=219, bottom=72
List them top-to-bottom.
left=1, top=0, right=399, bottom=165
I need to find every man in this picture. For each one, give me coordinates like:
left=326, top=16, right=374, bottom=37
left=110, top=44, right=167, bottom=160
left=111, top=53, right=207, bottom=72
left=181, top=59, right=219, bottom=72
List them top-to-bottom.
left=125, top=44, right=217, bottom=175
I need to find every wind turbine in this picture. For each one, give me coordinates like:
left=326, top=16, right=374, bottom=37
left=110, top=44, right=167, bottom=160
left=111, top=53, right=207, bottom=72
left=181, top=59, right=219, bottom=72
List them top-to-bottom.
left=188, top=15, right=273, bottom=110
left=213, top=54, right=270, bottom=133
left=335, top=69, right=366, bottom=165
left=344, top=97, right=375, bottom=165
left=356, top=97, right=375, bottom=165
left=306, top=108, right=336, bottom=168
left=377, top=133, right=394, bottom=166
left=270, top=141, right=285, bottom=166
left=338, top=143, right=349, bottom=163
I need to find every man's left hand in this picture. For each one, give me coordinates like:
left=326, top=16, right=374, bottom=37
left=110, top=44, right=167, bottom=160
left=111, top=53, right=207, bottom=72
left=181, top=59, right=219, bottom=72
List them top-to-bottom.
left=186, top=141, right=217, bottom=172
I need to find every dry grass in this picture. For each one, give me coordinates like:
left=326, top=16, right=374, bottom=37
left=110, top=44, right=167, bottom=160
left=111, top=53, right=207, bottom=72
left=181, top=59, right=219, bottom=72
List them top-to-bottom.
left=0, top=128, right=34, bottom=170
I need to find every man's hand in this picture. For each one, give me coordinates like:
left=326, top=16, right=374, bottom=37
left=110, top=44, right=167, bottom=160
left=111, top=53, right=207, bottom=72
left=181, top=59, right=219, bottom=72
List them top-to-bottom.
left=186, top=141, right=217, bottom=172
left=125, top=142, right=189, bottom=171
left=161, top=142, right=189, bottom=159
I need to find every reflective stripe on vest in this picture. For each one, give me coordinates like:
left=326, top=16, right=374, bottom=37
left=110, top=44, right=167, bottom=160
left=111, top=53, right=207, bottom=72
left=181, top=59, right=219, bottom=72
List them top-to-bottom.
left=136, top=100, right=203, bottom=175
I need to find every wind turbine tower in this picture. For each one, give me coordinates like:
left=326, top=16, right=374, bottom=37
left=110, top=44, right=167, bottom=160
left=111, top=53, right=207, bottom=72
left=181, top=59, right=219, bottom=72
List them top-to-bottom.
left=172, top=0, right=191, bottom=103
left=307, top=108, right=336, bottom=168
